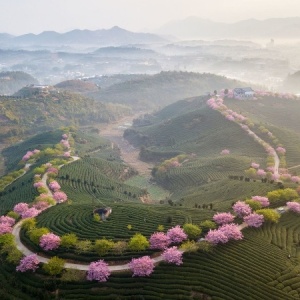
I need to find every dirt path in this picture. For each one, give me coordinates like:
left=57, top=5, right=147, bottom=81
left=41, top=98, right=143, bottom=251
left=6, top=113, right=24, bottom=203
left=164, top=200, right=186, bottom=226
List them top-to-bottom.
left=99, top=114, right=154, bottom=177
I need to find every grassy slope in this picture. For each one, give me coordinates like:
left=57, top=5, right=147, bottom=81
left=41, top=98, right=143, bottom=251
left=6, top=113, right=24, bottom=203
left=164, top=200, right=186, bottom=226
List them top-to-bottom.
left=90, top=71, right=247, bottom=109
left=225, top=97, right=300, bottom=167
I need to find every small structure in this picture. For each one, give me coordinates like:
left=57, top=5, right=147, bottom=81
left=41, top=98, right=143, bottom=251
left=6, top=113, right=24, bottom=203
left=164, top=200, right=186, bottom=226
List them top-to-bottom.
left=233, top=87, right=255, bottom=99
left=93, top=207, right=112, bottom=221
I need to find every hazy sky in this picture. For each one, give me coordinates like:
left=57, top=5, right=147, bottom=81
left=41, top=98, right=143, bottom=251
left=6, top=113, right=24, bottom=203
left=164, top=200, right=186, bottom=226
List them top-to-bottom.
left=1, top=0, right=300, bottom=35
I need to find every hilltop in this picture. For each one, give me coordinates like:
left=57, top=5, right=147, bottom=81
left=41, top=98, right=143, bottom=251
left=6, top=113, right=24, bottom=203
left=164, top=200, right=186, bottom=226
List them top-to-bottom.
left=0, top=71, right=38, bottom=95
left=89, top=71, right=249, bottom=109
left=0, top=86, right=131, bottom=143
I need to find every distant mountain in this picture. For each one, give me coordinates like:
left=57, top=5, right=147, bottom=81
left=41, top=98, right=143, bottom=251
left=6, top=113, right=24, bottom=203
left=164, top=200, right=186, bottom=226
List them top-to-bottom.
left=158, top=17, right=300, bottom=39
left=9, top=27, right=167, bottom=47
left=283, top=70, right=300, bottom=93
left=0, top=71, right=38, bottom=95
left=55, top=79, right=100, bottom=93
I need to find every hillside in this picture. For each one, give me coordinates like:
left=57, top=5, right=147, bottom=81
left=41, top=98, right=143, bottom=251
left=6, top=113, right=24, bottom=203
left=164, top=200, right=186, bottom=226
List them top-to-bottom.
left=0, top=71, right=38, bottom=95
left=89, top=71, right=248, bottom=109
left=283, top=71, right=300, bottom=93
left=55, top=79, right=100, bottom=93
left=0, top=87, right=131, bottom=143
left=224, top=96, right=300, bottom=167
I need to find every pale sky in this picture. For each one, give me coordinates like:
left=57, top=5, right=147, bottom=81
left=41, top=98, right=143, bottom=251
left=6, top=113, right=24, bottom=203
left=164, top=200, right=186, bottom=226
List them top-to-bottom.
left=1, top=0, right=300, bottom=35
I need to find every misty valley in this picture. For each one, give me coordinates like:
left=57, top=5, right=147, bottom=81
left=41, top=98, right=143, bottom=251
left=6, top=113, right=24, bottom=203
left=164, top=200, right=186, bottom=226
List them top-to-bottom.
left=1, top=12, right=300, bottom=300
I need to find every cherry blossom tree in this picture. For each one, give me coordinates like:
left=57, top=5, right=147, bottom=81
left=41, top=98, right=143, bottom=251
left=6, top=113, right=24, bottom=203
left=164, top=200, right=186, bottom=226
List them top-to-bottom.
left=62, top=134, right=68, bottom=140
left=276, top=147, right=286, bottom=154
left=220, top=149, right=230, bottom=155
left=22, top=151, right=34, bottom=161
left=63, top=152, right=71, bottom=158
left=251, top=162, right=260, bottom=169
left=47, top=167, right=59, bottom=175
left=256, top=169, right=266, bottom=177
left=291, top=176, right=300, bottom=183
left=33, top=181, right=44, bottom=188
left=49, top=181, right=61, bottom=192
left=53, top=191, right=68, bottom=203
left=251, top=196, right=269, bottom=207
left=33, top=201, right=49, bottom=211
left=232, top=201, right=252, bottom=217
left=287, top=202, right=300, bottom=213
left=14, top=203, right=29, bottom=215
left=22, top=207, right=40, bottom=219
left=213, top=212, right=235, bottom=225
left=243, top=213, right=264, bottom=227
left=0, top=216, right=16, bottom=226
left=0, top=223, right=13, bottom=235
left=218, top=224, right=243, bottom=241
left=166, top=226, right=187, bottom=244
left=205, top=229, right=229, bottom=244
left=149, top=232, right=170, bottom=250
left=39, top=233, right=61, bottom=251
left=162, top=246, right=183, bottom=265
left=16, top=254, right=39, bottom=272
left=129, top=256, right=155, bottom=277
left=87, top=260, right=111, bottom=282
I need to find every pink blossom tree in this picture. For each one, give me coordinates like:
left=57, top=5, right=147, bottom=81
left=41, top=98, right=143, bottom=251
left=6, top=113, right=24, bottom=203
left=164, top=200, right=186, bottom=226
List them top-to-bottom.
left=62, top=134, right=68, bottom=140
left=276, top=147, right=286, bottom=154
left=220, top=149, right=230, bottom=155
left=22, top=151, right=34, bottom=161
left=63, top=151, right=71, bottom=158
left=251, top=162, right=260, bottom=169
left=257, top=169, right=266, bottom=177
left=291, top=176, right=300, bottom=183
left=33, top=181, right=44, bottom=188
left=49, top=181, right=61, bottom=192
left=53, top=191, right=68, bottom=203
left=251, top=196, right=269, bottom=207
left=33, top=201, right=49, bottom=211
left=232, top=201, right=252, bottom=217
left=287, top=202, right=300, bottom=213
left=14, top=203, right=29, bottom=215
left=22, top=207, right=40, bottom=219
left=213, top=212, right=235, bottom=225
left=243, top=213, right=264, bottom=227
left=0, top=215, right=16, bottom=226
left=0, top=223, right=13, bottom=235
left=218, top=224, right=243, bottom=241
left=166, top=226, right=187, bottom=244
left=205, top=229, right=229, bottom=244
left=149, top=232, right=170, bottom=250
left=39, top=233, right=61, bottom=251
left=162, top=246, right=183, bottom=265
left=16, top=254, right=39, bottom=272
left=129, top=256, right=155, bottom=277
left=87, top=260, right=111, bottom=282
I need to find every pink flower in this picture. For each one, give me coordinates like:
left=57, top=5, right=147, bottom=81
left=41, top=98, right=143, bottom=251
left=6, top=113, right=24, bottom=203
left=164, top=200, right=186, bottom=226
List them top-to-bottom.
left=62, top=134, right=68, bottom=140
left=276, top=147, right=286, bottom=155
left=220, top=149, right=230, bottom=155
left=63, top=151, right=71, bottom=158
left=251, top=162, right=260, bottom=169
left=257, top=169, right=266, bottom=177
left=33, top=181, right=44, bottom=188
left=48, top=181, right=61, bottom=192
left=53, top=191, right=68, bottom=203
left=251, top=196, right=269, bottom=207
left=33, top=201, right=49, bottom=211
left=232, top=201, right=252, bottom=217
left=287, top=202, right=300, bottom=213
left=14, top=203, right=29, bottom=215
left=22, top=207, right=40, bottom=219
left=213, top=212, right=235, bottom=225
left=243, top=213, right=264, bottom=228
left=0, top=216, right=16, bottom=226
left=0, top=223, right=13, bottom=235
left=218, top=223, right=243, bottom=241
left=166, top=226, right=187, bottom=244
left=205, top=229, right=229, bottom=244
left=149, top=232, right=170, bottom=250
left=39, top=233, right=61, bottom=251
left=162, top=246, right=183, bottom=265
left=16, top=254, right=39, bottom=272
left=129, top=256, right=154, bottom=277
left=87, top=260, right=111, bottom=282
